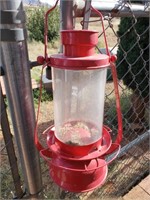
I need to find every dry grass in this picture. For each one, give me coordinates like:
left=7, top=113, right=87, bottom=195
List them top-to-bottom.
left=28, top=40, right=60, bottom=61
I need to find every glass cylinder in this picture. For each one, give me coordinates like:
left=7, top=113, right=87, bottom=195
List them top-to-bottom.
left=52, top=67, right=107, bottom=146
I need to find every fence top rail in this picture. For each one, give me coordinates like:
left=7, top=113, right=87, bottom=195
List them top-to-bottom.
left=74, top=0, right=149, bottom=17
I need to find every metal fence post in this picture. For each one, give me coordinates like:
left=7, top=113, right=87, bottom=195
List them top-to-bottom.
left=1, top=0, right=42, bottom=196
left=60, top=0, right=75, bottom=30
left=74, top=0, right=149, bottom=17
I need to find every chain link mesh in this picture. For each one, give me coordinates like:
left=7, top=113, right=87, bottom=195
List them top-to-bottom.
left=1, top=0, right=149, bottom=199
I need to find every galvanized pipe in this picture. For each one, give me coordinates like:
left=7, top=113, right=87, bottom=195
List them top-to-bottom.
left=1, top=0, right=42, bottom=195
left=59, top=0, right=75, bottom=53
left=60, top=0, right=75, bottom=31
left=74, top=0, right=149, bottom=17
left=82, top=0, right=92, bottom=29
left=107, top=130, right=150, bottom=161
left=117, top=130, right=150, bottom=158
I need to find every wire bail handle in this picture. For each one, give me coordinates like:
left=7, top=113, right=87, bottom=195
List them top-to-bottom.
left=35, top=1, right=122, bottom=155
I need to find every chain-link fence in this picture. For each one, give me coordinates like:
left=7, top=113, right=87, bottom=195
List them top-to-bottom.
left=1, top=0, right=149, bottom=199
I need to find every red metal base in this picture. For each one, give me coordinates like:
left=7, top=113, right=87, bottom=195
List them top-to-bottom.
left=35, top=29, right=122, bottom=193
left=39, top=126, right=120, bottom=193
left=47, top=126, right=110, bottom=158
left=49, top=158, right=108, bottom=193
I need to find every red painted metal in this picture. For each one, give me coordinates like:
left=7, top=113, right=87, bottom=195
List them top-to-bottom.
left=44, top=0, right=59, bottom=61
left=35, top=4, right=123, bottom=193
left=90, top=5, right=110, bottom=57
left=50, top=30, right=110, bottom=70
left=61, top=30, right=98, bottom=57
left=50, top=53, right=110, bottom=70
left=37, top=56, right=45, bottom=65
left=106, top=62, right=123, bottom=154
left=39, top=126, right=120, bottom=193
left=47, top=126, right=111, bottom=158
left=41, top=150, right=108, bottom=193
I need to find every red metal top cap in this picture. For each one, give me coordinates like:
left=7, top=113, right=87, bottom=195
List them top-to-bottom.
left=50, top=30, right=110, bottom=70
left=61, top=30, right=98, bottom=57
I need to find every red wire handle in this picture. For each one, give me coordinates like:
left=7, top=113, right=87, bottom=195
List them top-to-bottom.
left=35, top=0, right=59, bottom=151
left=44, top=0, right=59, bottom=61
left=90, top=5, right=111, bottom=57
left=90, top=6, right=122, bottom=153
left=106, top=62, right=123, bottom=154
left=111, top=62, right=123, bottom=144
left=34, top=63, right=54, bottom=159
left=34, top=64, right=47, bottom=152
left=40, top=143, right=121, bottom=171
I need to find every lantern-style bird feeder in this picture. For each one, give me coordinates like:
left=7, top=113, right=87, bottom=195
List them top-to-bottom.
left=35, top=4, right=122, bottom=193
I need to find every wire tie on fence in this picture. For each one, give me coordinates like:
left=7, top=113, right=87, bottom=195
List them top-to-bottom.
left=80, top=19, right=101, bottom=26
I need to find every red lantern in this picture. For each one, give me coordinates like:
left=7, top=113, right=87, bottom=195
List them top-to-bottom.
left=35, top=4, right=122, bottom=193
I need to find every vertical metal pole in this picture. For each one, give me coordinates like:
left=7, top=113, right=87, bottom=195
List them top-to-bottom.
left=1, top=0, right=42, bottom=195
left=60, top=0, right=75, bottom=31
left=82, top=0, right=91, bottom=29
